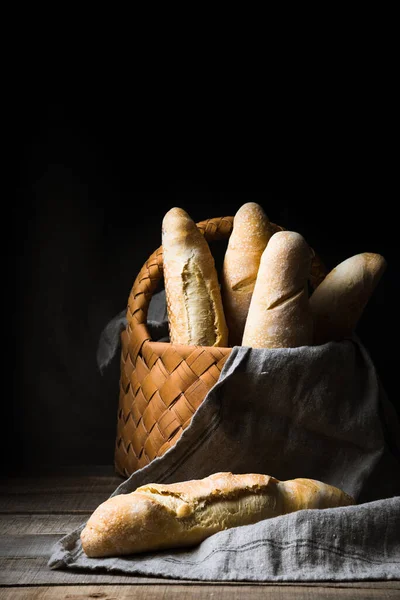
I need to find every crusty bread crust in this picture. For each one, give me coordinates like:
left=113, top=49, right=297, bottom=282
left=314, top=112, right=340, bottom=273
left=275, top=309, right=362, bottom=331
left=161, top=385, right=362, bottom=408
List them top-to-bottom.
left=221, top=202, right=275, bottom=346
left=162, top=207, right=228, bottom=347
left=242, top=231, right=313, bottom=349
left=309, top=252, right=387, bottom=344
left=81, top=472, right=354, bottom=558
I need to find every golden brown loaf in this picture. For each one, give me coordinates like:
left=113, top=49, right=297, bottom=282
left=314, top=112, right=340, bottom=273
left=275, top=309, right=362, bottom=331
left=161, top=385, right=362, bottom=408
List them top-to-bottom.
left=221, top=202, right=275, bottom=346
left=162, top=207, right=228, bottom=347
left=242, top=231, right=313, bottom=348
left=309, top=252, right=387, bottom=345
left=80, top=471, right=354, bottom=558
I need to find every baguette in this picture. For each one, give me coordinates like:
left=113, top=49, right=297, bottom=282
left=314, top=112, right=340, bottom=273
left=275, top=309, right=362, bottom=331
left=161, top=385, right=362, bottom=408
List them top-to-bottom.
left=221, top=202, right=275, bottom=346
left=162, top=207, right=228, bottom=347
left=242, top=231, right=313, bottom=348
left=309, top=252, right=387, bottom=345
left=81, top=472, right=354, bottom=558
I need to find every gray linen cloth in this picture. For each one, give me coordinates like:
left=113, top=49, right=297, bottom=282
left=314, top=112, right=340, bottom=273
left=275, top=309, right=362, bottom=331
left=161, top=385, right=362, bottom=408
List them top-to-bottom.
left=49, top=292, right=400, bottom=581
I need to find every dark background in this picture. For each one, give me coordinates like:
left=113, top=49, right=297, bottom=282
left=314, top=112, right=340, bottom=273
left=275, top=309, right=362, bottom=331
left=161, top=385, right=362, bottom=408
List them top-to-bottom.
left=8, top=97, right=399, bottom=475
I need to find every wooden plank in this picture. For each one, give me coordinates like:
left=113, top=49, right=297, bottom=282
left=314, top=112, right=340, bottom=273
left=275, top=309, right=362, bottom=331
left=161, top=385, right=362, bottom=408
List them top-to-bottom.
left=0, top=466, right=118, bottom=479
left=0, top=471, right=124, bottom=514
left=0, top=473, right=123, bottom=495
left=0, top=492, right=110, bottom=514
left=0, top=514, right=89, bottom=535
left=0, top=534, right=65, bottom=557
left=0, top=554, right=399, bottom=588
left=0, top=557, right=176, bottom=585
left=0, top=584, right=400, bottom=599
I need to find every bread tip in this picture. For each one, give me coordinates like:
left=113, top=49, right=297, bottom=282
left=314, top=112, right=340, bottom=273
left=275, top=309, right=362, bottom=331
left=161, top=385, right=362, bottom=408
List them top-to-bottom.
left=236, top=201, right=266, bottom=211
left=229, top=202, right=273, bottom=248
left=234, top=202, right=269, bottom=222
left=162, top=206, right=191, bottom=223
left=162, top=207, right=196, bottom=237
left=263, top=230, right=309, bottom=256
left=269, top=230, right=304, bottom=241
left=334, top=252, right=387, bottom=282
left=362, top=252, right=387, bottom=271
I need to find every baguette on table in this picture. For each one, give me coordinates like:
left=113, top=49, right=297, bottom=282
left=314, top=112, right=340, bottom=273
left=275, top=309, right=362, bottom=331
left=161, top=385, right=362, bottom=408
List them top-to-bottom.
left=221, top=202, right=275, bottom=346
left=162, top=207, right=228, bottom=347
left=242, top=230, right=314, bottom=349
left=309, top=252, right=387, bottom=345
left=81, top=471, right=354, bottom=558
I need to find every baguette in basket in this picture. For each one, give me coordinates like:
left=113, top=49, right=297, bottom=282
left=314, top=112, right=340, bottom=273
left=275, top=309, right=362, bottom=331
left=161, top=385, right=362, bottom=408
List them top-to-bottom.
left=221, top=202, right=275, bottom=346
left=162, top=207, right=228, bottom=347
left=242, top=230, right=314, bottom=349
left=309, top=252, right=387, bottom=345
left=81, top=472, right=354, bottom=557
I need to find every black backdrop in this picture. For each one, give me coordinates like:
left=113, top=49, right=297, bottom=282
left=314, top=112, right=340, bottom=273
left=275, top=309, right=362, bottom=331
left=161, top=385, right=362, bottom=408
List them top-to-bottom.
left=9, top=99, right=399, bottom=475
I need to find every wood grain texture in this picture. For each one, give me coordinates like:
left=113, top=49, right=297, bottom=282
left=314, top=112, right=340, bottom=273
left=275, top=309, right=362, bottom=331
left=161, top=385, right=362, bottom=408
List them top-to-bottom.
left=0, top=471, right=123, bottom=514
left=0, top=472, right=122, bottom=494
left=0, top=492, right=112, bottom=514
left=0, top=514, right=89, bottom=535
left=0, top=534, right=62, bottom=557
left=1, top=555, right=398, bottom=590
left=0, top=557, right=174, bottom=586
left=1, top=584, right=400, bottom=599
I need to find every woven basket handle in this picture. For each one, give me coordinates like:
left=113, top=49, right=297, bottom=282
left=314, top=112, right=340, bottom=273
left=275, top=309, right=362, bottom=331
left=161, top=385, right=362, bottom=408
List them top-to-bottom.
left=126, top=215, right=327, bottom=356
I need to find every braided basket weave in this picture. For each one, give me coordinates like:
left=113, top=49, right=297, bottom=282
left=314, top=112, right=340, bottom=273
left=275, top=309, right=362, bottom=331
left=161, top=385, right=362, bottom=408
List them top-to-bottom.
left=115, top=216, right=327, bottom=478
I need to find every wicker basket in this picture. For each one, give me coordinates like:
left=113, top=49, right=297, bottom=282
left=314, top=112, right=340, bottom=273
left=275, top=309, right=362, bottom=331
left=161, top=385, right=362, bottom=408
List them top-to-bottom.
left=115, top=216, right=327, bottom=478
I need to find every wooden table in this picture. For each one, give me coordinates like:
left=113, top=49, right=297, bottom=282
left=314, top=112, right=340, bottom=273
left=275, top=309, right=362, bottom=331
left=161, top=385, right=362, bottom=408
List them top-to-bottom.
left=0, top=466, right=398, bottom=599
